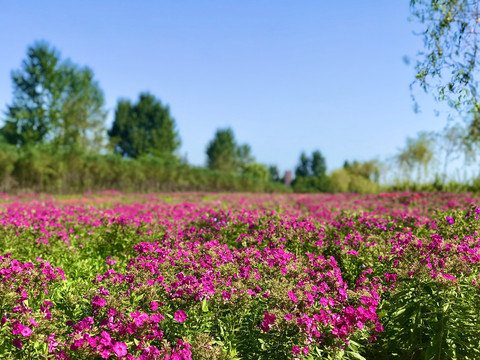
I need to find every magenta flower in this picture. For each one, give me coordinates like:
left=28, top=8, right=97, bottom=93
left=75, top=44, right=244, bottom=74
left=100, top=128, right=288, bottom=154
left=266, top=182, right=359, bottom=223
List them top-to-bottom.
left=446, top=216, right=455, bottom=225
left=287, top=290, right=298, bottom=303
left=92, top=296, right=106, bottom=307
left=150, top=301, right=159, bottom=311
left=174, top=310, right=187, bottom=323
left=261, top=311, right=276, bottom=332
left=21, top=326, right=32, bottom=337
left=12, top=339, right=23, bottom=349
left=112, top=341, right=128, bottom=357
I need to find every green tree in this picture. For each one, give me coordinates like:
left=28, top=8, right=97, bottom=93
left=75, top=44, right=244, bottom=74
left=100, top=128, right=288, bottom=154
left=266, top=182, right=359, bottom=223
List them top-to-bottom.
left=410, top=1, right=480, bottom=120
left=1, top=41, right=106, bottom=150
left=108, top=93, right=181, bottom=158
left=206, top=128, right=253, bottom=172
left=395, top=132, right=435, bottom=183
left=293, top=150, right=330, bottom=192
left=311, top=150, right=327, bottom=177
left=295, top=152, right=311, bottom=178
left=343, top=159, right=381, bottom=183
left=241, top=163, right=270, bottom=182
left=268, top=165, right=281, bottom=182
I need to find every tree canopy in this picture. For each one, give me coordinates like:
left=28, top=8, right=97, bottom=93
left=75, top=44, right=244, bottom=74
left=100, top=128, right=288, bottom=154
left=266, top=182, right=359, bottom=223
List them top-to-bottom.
left=410, top=0, right=480, bottom=117
left=1, top=41, right=106, bottom=150
left=108, top=93, right=181, bottom=158
left=206, top=128, right=253, bottom=172
left=295, top=150, right=327, bottom=178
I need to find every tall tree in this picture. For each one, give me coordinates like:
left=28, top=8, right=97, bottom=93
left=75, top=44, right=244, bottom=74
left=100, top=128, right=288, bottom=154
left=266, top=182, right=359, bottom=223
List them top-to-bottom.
left=1, top=41, right=106, bottom=150
left=108, top=93, right=181, bottom=158
left=206, top=127, right=253, bottom=172
left=395, top=132, right=434, bottom=183
left=311, top=150, right=327, bottom=177
left=295, top=152, right=311, bottom=178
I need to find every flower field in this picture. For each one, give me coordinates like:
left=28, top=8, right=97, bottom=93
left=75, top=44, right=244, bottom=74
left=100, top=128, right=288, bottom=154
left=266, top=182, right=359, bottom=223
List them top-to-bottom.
left=1, top=192, right=480, bottom=359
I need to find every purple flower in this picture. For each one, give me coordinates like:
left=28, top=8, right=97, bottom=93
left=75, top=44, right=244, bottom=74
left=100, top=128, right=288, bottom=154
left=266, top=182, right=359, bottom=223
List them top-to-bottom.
left=446, top=216, right=455, bottom=225
left=287, top=290, right=298, bottom=303
left=92, top=296, right=106, bottom=307
left=150, top=301, right=159, bottom=311
left=174, top=310, right=187, bottom=323
left=261, top=311, right=276, bottom=332
left=20, top=326, right=32, bottom=337
left=13, top=339, right=23, bottom=349
left=112, top=341, right=128, bottom=357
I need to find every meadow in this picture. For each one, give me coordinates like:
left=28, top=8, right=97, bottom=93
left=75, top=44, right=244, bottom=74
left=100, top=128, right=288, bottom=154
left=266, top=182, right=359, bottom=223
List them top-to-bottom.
left=1, top=191, right=480, bottom=359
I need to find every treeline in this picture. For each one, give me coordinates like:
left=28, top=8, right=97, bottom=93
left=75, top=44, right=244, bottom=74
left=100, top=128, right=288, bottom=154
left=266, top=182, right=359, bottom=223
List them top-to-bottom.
left=0, top=41, right=382, bottom=194
left=1, top=41, right=477, bottom=194
left=0, top=42, right=290, bottom=193
left=0, top=144, right=290, bottom=193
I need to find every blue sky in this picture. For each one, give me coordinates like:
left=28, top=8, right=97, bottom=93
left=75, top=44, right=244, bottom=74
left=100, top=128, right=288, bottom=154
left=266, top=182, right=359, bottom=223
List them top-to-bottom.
left=0, top=1, right=451, bottom=174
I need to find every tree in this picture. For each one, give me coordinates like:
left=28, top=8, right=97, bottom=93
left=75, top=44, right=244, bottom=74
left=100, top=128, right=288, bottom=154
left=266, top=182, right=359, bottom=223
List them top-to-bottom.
left=410, top=1, right=480, bottom=118
left=1, top=41, right=106, bottom=150
left=108, top=93, right=181, bottom=158
left=206, top=127, right=253, bottom=172
left=395, top=132, right=434, bottom=182
left=293, top=150, right=330, bottom=192
left=295, top=150, right=327, bottom=178
left=311, top=150, right=327, bottom=177
left=295, top=152, right=311, bottom=178
left=343, top=159, right=381, bottom=183
left=241, top=163, right=270, bottom=182
left=268, top=165, right=281, bottom=182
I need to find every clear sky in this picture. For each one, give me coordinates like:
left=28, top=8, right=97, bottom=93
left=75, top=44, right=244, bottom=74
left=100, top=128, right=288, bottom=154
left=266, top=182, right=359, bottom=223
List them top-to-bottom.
left=0, top=1, right=451, bottom=174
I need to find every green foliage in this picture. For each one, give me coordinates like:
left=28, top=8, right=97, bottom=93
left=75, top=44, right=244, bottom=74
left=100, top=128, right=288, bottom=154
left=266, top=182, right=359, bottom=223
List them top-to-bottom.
left=410, top=0, right=480, bottom=114
left=1, top=41, right=106, bottom=151
left=108, top=93, right=181, bottom=158
left=206, top=128, right=253, bottom=173
left=395, top=132, right=435, bottom=183
left=0, top=142, right=18, bottom=191
left=0, top=147, right=290, bottom=193
left=293, top=150, right=330, bottom=192
left=295, top=150, right=327, bottom=178
left=311, top=150, right=327, bottom=177
left=295, top=152, right=311, bottom=178
left=241, top=163, right=270, bottom=182
left=267, top=165, right=281, bottom=183
left=329, top=168, right=380, bottom=194
left=292, top=174, right=332, bottom=193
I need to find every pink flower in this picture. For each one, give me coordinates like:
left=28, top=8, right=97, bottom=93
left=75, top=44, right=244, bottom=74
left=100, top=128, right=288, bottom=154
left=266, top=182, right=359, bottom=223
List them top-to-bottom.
left=287, top=290, right=298, bottom=303
left=92, top=296, right=106, bottom=307
left=150, top=301, right=159, bottom=311
left=174, top=310, right=187, bottom=323
left=261, top=311, right=276, bottom=332
left=150, top=314, right=165, bottom=323
left=28, top=318, right=38, bottom=327
left=21, top=326, right=32, bottom=337
left=13, top=338, right=22, bottom=349
left=112, top=342, right=128, bottom=357
left=292, top=346, right=300, bottom=355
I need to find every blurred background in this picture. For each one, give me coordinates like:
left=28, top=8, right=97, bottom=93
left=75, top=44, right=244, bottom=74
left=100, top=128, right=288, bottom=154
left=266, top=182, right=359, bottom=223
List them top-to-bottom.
left=0, top=0, right=478, bottom=193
